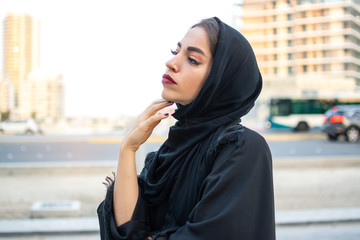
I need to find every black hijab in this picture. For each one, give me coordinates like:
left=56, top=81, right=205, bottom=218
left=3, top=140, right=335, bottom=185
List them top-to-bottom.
left=142, top=17, right=262, bottom=227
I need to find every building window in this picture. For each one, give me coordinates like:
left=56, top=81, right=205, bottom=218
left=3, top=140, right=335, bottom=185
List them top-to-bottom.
left=287, top=14, right=291, bottom=20
left=273, top=15, right=277, bottom=22
left=344, top=21, right=353, bottom=29
left=321, top=23, right=328, bottom=30
left=302, top=25, right=306, bottom=31
left=287, top=27, right=292, bottom=33
left=273, top=28, right=277, bottom=35
left=344, top=35, right=350, bottom=42
left=322, top=36, right=329, bottom=43
left=288, top=40, right=292, bottom=46
left=274, top=41, right=277, bottom=47
left=288, top=53, right=293, bottom=59
left=344, top=63, right=352, bottom=71
left=322, top=64, right=327, bottom=71
left=303, top=65, right=307, bottom=72
left=288, top=66, right=293, bottom=74
left=274, top=67, right=278, bottom=74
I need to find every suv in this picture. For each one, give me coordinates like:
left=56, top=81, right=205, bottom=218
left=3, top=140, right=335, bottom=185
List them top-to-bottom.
left=322, top=105, right=360, bottom=143
left=0, top=118, right=42, bottom=135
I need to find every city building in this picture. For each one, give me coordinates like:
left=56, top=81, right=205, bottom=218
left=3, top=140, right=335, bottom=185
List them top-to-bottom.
left=238, top=0, right=360, bottom=99
left=2, top=12, right=63, bottom=121
left=2, top=12, right=39, bottom=107
left=24, top=71, right=64, bottom=121
left=0, top=78, right=13, bottom=115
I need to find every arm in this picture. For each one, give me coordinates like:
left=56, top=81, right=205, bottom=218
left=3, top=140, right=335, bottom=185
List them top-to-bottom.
left=113, top=99, right=173, bottom=226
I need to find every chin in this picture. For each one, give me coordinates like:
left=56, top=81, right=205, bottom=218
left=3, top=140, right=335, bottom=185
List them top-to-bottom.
left=161, top=90, right=174, bottom=102
left=161, top=90, right=190, bottom=105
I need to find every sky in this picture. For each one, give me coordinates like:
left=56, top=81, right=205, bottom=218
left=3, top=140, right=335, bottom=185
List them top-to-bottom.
left=0, top=0, right=240, bottom=118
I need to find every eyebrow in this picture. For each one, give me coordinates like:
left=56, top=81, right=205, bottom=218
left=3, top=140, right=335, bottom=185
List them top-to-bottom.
left=177, top=42, right=208, bottom=58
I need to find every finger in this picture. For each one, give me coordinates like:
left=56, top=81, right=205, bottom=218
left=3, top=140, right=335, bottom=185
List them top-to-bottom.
left=135, top=100, right=167, bottom=123
left=143, top=100, right=174, bottom=118
left=143, top=112, right=170, bottom=131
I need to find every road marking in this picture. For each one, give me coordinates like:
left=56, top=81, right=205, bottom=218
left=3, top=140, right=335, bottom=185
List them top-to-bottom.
left=263, top=133, right=326, bottom=142
left=89, top=136, right=167, bottom=144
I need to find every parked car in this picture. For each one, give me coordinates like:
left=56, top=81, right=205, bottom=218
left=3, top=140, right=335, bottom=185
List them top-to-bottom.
left=322, top=105, right=360, bottom=142
left=0, top=118, right=42, bottom=135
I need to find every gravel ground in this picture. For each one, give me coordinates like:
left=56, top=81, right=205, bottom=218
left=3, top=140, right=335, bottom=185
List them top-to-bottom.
left=1, top=157, right=360, bottom=220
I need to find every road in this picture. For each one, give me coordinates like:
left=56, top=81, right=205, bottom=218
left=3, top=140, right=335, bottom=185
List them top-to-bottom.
left=0, top=132, right=359, bottom=164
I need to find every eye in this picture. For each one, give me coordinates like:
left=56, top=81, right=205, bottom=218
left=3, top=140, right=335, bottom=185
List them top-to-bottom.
left=171, top=49, right=178, bottom=55
left=188, top=57, right=200, bottom=65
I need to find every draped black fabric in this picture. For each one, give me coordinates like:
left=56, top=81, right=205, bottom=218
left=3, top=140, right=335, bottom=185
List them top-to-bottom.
left=142, top=16, right=262, bottom=223
left=98, top=17, right=275, bottom=240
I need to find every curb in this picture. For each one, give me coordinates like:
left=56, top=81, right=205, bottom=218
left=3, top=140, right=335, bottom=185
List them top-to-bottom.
left=276, top=207, right=360, bottom=226
left=0, top=208, right=359, bottom=235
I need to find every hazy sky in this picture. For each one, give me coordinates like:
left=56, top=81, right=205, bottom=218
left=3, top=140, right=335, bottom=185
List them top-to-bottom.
left=0, top=0, right=239, bottom=118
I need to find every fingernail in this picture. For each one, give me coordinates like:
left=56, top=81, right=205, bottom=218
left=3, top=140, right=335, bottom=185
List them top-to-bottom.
left=164, top=113, right=169, bottom=116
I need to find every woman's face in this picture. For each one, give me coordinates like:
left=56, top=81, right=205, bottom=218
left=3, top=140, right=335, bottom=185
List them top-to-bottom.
left=162, top=27, right=213, bottom=105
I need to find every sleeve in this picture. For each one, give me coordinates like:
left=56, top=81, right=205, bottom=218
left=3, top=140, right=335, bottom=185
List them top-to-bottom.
left=154, top=130, right=276, bottom=240
left=97, top=152, right=157, bottom=240
left=97, top=179, right=150, bottom=240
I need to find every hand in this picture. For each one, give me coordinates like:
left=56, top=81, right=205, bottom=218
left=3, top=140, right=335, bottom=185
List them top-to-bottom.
left=122, top=99, right=174, bottom=152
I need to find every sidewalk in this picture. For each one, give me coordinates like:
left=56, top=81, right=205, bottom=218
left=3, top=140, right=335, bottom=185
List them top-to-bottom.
left=0, top=208, right=359, bottom=235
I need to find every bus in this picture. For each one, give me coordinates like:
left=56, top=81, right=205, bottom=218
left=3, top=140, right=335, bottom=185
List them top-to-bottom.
left=268, top=97, right=360, bottom=131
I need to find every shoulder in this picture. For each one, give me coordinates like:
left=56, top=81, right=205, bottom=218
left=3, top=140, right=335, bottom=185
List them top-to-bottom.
left=211, top=124, right=271, bottom=168
left=212, top=124, right=268, bottom=154
left=242, top=127, right=269, bottom=149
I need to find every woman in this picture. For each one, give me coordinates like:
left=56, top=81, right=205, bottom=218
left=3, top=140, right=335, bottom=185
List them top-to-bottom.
left=98, top=17, right=275, bottom=240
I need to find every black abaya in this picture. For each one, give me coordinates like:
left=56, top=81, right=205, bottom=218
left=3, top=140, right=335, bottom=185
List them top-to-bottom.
left=98, top=17, right=276, bottom=240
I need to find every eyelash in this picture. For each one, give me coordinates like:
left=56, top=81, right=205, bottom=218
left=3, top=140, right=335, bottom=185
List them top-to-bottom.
left=170, top=49, right=201, bottom=66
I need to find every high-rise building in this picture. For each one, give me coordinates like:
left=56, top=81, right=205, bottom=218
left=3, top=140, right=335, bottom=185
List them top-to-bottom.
left=238, top=0, right=360, bottom=99
left=2, top=12, right=63, bottom=121
left=3, top=12, right=39, bottom=108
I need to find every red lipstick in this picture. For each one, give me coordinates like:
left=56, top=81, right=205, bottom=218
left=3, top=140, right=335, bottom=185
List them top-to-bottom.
left=162, top=74, right=177, bottom=85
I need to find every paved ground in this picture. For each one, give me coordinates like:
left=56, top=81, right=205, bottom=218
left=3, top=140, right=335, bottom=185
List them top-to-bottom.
left=1, top=156, right=360, bottom=220
left=1, top=222, right=360, bottom=240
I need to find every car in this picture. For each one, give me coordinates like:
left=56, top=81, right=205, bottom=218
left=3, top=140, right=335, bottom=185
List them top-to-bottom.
left=322, top=105, right=360, bottom=143
left=0, top=118, right=42, bottom=135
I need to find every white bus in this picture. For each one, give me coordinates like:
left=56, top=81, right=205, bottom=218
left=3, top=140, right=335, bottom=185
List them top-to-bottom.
left=267, top=97, right=360, bottom=131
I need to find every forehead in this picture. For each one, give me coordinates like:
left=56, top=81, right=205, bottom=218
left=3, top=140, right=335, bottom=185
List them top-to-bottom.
left=180, top=27, right=211, bottom=54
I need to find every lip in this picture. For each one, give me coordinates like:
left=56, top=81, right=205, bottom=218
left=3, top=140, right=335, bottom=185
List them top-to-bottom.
left=162, top=74, right=177, bottom=85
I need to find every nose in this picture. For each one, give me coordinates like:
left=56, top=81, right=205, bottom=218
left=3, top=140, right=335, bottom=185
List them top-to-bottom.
left=165, top=55, right=180, bottom=73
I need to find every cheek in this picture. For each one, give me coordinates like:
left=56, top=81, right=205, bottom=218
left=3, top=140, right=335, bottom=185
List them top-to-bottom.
left=186, top=70, right=208, bottom=96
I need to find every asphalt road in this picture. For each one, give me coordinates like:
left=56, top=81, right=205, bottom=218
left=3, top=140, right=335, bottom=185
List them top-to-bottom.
left=0, top=133, right=359, bottom=164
